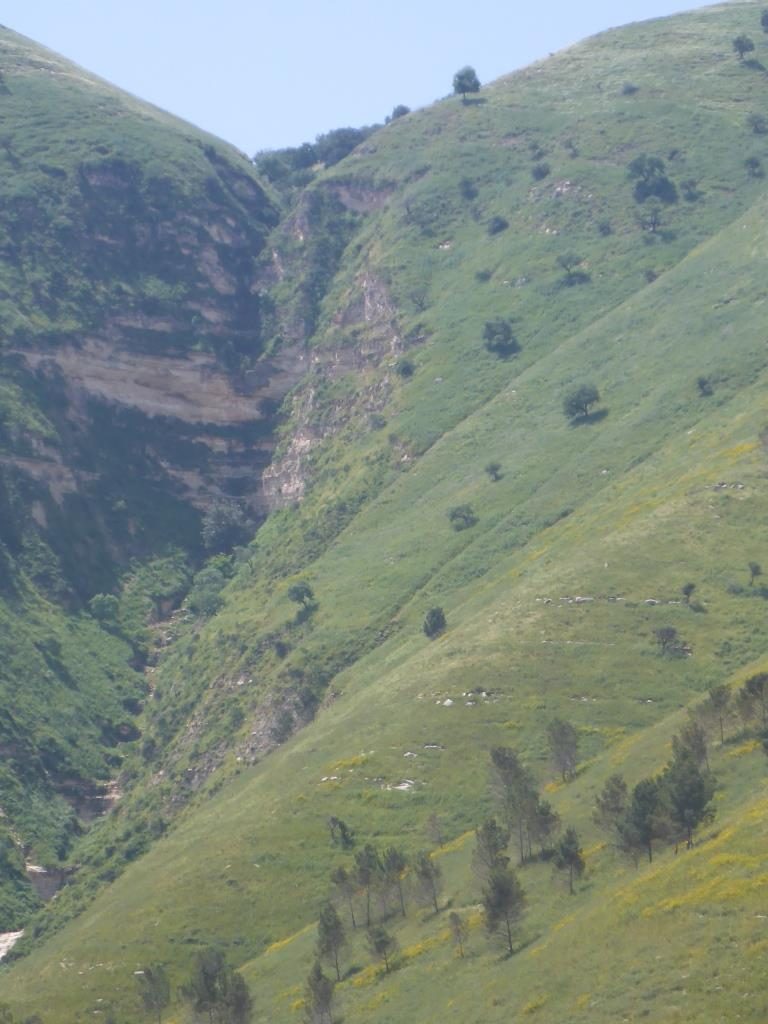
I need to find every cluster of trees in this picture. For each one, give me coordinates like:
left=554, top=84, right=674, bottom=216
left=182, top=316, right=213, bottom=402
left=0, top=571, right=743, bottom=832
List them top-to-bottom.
left=254, top=124, right=381, bottom=188
left=627, top=154, right=678, bottom=204
left=136, top=671, right=768, bottom=1024
left=692, top=672, right=768, bottom=741
left=594, top=723, right=715, bottom=862
left=472, top=740, right=588, bottom=954
left=296, top=839, right=446, bottom=1019
left=326, top=841, right=443, bottom=937
left=132, top=950, right=251, bottom=1024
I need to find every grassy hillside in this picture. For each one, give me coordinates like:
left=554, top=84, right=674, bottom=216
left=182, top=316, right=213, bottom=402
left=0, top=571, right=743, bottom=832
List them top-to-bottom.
left=5, top=3, right=768, bottom=1023
left=0, top=27, right=279, bottom=923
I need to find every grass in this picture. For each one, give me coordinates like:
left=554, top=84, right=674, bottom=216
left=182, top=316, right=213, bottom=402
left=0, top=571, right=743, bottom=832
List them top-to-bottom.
left=6, top=3, right=768, bottom=1022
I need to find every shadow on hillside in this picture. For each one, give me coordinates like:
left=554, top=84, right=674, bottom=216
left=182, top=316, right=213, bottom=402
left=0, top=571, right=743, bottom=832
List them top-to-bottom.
left=744, top=58, right=767, bottom=72
left=462, top=96, right=488, bottom=106
left=560, top=270, right=592, bottom=287
left=569, top=408, right=608, bottom=427
left=293, top=601, right=318, bottom=625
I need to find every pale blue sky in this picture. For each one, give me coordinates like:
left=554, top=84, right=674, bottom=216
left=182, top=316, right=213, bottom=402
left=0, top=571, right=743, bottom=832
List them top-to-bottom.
left=3, top=1, right=700, bottom=155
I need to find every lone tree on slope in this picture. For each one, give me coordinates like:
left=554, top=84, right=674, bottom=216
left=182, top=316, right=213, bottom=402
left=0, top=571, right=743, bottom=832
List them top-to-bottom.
left=733, top=34, right=756, bottom=60
left=453, top=66, right=481, bottom=100
left=563, top=383, right=600, bottom=420
left=288, top=580, right=314, bottom=607
left=546, top=718, right=579, bottom=781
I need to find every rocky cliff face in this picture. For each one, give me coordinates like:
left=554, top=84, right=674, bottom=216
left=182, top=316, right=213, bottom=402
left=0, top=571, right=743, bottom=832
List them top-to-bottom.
left=0, top=29, right=325, bottom=588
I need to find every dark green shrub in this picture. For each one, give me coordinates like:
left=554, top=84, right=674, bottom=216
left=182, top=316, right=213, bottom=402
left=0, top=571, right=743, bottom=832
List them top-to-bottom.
left=745, top=156, right=764, bottom=178
left=459, top=177, right=478, bottom=200
left=488, top=215, right=509, bottom=235
left=483, top=318, right=519, bottom=358
left=447, top=504, right=478, bottom=531
left=423, top=607, right=447, bottom=638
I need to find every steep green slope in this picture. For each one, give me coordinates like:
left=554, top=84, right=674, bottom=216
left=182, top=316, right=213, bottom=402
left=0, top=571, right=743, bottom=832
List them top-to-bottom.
left=109, top=0, right=768, bottom=805
left=5, top=3, right=768, bottom=1022
left=0, top=28, right=281, bottom=922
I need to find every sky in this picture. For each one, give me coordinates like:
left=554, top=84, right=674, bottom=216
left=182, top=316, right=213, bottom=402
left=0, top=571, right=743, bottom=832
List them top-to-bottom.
left=2, top=1, right=699, bottom=156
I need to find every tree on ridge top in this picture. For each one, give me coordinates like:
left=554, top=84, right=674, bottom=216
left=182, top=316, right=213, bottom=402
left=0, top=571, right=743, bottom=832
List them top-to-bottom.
left=453, top=66, right=480, bottom=100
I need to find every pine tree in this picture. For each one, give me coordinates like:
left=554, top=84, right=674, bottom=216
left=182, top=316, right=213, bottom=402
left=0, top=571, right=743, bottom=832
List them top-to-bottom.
left=546, top=718, right=579, bottom=781
left=489, top=747, right=539, bottom=863
left=661, top=749, right=715, bottom=850
left=593, top=774, right=628, bottom=848
left=623, top=777, right=664, bottom=863
left=472, top=818, right=511, bottom=880
left=554, top=827, right=585, bottom=894
left=353, top=845, right=382, bottom=927
left=382, top=846, right=408, bottom=917
left=413, top=851, right=442, bottom=913
left=330, top=866, right=357, bottom=929
left=482, top=866, right=526, bottom=955
left=316, top=903, right=346, bottom=981
left=448, top=911, right=468, bottom=958
left=367, top=926, right=398, bottom=973
left=181, top=949, right=253, bottom=1024
left=305, top=961, right=335, bottom=1024
left=135, top=964, right=170, bottom=1024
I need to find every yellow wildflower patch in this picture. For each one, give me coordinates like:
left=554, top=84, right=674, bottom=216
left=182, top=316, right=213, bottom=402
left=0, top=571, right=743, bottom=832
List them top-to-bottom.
left=726, top=739, right=761, bottom=758
left=432, top=829, right=473, bottom=857
left=264, top=923, right=313, bottom=956
left=522, top=994, right=548, bottom=1013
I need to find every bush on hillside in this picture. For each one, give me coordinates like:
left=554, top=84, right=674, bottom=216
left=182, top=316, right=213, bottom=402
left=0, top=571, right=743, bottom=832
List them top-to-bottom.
left=487, top=215, right=509, bottom=235
left=483, top=318, right=520, bottom=358
left=447, top=505, right=478, bottom=531
left=423, top=606, right=447, bottom=638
